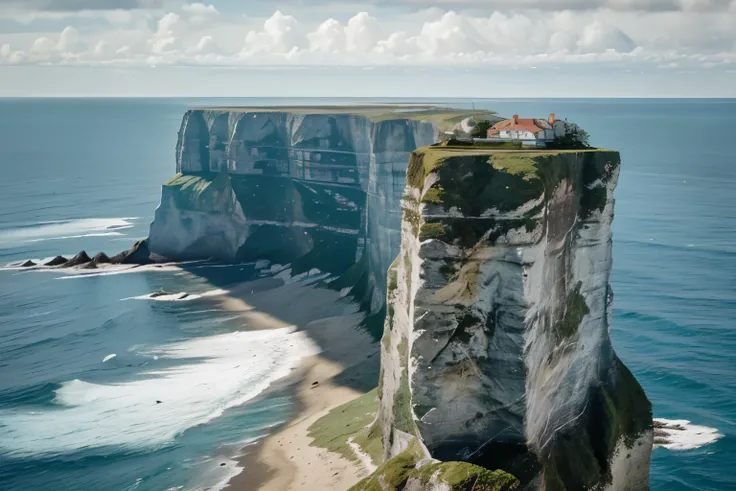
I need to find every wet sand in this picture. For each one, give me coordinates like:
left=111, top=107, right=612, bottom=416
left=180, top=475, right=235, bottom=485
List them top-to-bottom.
left=212, top=273, right=379, bottom=491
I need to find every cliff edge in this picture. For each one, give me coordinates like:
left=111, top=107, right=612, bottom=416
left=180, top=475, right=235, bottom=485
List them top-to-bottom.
left=148, top=106, right=496, bottom=316
left=374, top=144, right=653, bottom=490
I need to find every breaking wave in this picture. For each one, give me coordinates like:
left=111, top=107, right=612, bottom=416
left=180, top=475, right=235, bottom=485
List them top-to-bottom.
left=0, top=218, right=139, bottom=246
left=122, top=289, right=230, bottom=302
left=0, top=328, right=318, bottom=457
left=653, top=418, right=724, bottom=451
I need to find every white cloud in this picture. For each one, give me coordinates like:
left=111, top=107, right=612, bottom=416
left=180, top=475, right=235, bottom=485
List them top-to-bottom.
left=180, top=2, right=219, bottom=25
left=0, top=7, right=733, bottom=70
left=243, top=11, right=302, bottom=57
left=149, top=12, right=182, bottom=53
left=345, top=13, right=384, bottom=52
left=308, top=19, right=346, bottom=53
left=577, top=21, right=637, bottom=53
left=58, top=26, right=82, bottom=52
left=191, top=35, right=221, bottom=55
left=30, top=36, right=56, bottom=54
left=1, top=44, right=10, bottom=58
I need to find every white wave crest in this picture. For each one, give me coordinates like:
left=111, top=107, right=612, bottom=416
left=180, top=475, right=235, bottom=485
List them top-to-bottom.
left=0, top=217, right=139, bottom=245
left=26, top=231, right=127, bottom=243
left=122, top=289, right=229, bottom=302
left=0, top=328, right=319, bottom=457
left=653, top=418, right=724, bottom=451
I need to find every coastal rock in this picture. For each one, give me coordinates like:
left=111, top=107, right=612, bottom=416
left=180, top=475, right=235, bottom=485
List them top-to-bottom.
left=148, top=107, right=496, bottom=315
left=376, top=146, right=653, bottom=490
left=109, top=239, right=152, bottom=265
left=65, top=251, right=92, bottom=267
left=83, top=252, right=112, bottom=269
left=93, top=252, right=111, bottom=264
left=44, top=256, right=68, bottom=266
left=20, top=260, right=36, bottom=267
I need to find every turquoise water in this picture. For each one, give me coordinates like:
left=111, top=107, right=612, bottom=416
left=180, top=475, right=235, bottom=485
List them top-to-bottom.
left=1, top=98, right=734, bottom=490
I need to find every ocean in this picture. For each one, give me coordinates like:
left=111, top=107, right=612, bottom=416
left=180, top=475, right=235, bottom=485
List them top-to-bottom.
left=0, top=98, right=734, bottom=491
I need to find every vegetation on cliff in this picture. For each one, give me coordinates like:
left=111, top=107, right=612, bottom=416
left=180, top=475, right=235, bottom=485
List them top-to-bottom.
left=403, top=145, right=620, bottom=251
left=163, top=172, right=230, bottom=211
left=308, top=388, right=383, bottom=467
left=349, top=442, right=519, bottom=491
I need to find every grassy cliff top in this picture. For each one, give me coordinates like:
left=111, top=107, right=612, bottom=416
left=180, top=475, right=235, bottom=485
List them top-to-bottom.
left=192, top=105, right=497, bottom=131
left=408, top=144, right=616, bottom=190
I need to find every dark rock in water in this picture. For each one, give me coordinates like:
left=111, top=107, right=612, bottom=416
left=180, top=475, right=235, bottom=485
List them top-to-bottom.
left=110, top=239, right=153, bottom=265
left=66, top=251, right=92, bottom=267
left=83, top=252, right=111, bottom=270
left=93, top=252, right=111, bottom=265
left=45, top=256, right=68, bottom=267
left=21, top=260, right=36, bottom=267
left=177, top=293, right=189, bottom=300
left=156, top=400, right=163, bottom=404
left=220, top=463, right=226, bottom=467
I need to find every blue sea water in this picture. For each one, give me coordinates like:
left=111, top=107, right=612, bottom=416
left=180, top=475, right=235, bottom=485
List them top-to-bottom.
left=0, top=98, right=734, bottom=491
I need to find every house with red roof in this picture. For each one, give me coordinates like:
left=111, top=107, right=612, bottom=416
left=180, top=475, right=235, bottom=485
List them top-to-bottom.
left=486, top=113, right=567, bottom=147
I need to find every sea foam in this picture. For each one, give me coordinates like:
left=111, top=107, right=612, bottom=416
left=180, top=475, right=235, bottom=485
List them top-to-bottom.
left=0, top=217, right=138, bottom=245
left=122, top=289, right=229, bottom=302
left=0, top=328, right=318, bottom=457
left=653, top=418, right=724, bottom=451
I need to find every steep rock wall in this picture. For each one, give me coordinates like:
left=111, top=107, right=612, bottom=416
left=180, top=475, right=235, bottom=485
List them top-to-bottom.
left=149, top=109, right=438, bottom=312
left=378, top=147, right=653, bottom=490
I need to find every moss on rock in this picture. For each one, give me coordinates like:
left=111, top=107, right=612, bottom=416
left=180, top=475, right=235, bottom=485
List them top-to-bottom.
left=422, top=187, right=445, bottom=205
left=419, top=223, right=450, bottom=242
left=554, top=282, right=590, bottom=341
left=393, top=337, right=415, bottom=434
left=349, top=443, right=519, bottom=491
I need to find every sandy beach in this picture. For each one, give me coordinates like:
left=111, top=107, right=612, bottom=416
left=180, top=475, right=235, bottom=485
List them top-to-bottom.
left=210, top=271, right=380, bottom=491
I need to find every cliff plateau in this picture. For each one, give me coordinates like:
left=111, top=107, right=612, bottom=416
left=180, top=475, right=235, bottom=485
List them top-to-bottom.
left=148, top=107, right=494, bottom=315
left=374, top=145, right=653, bottom=490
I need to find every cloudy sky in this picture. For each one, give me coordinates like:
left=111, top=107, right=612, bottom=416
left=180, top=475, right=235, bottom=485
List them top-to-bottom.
left=1, top=0, right=735, bottom=96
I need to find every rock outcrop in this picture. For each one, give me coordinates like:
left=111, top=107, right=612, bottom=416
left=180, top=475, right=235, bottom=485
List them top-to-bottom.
left=148, top=107, right=495, bottom=315
left=376, top=145, right=653, bottom=490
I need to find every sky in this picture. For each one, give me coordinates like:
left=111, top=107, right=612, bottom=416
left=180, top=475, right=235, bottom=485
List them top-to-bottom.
left=1, top=0, right=735, bottom=97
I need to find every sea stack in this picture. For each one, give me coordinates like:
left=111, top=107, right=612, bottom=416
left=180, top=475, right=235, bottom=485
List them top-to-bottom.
left=373, top=144, right=653, bottom=490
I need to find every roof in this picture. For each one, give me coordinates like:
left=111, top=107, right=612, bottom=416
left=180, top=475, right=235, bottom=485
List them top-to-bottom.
left=488, top=116, right=556, bottom=136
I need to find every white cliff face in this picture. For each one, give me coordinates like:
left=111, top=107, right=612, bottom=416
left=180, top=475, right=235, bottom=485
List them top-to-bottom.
left=150, top=108, right=440, bottom=313
left=378, top=148, right=652, bottom=490
left=148, top=175, right=247, bottom=260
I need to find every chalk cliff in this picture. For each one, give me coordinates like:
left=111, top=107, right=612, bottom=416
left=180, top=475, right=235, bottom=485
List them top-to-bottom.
left=148, top=107, right=492, bottom=315
left=375, top=145, right=653, bottom=490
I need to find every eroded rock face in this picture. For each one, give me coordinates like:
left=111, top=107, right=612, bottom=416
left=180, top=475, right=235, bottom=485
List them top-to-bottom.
left=149, top=109, right=438, bottom=312
left=378, top=147, right=653, bottom=490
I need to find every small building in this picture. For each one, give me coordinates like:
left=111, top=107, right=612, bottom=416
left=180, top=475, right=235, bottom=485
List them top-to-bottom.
left=486, top=114, right=567, bottom=147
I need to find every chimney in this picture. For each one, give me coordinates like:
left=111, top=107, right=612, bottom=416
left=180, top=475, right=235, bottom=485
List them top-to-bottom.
left=549, top=113, right=556, bottom=124
left=512, top=114, right=519, bottom=123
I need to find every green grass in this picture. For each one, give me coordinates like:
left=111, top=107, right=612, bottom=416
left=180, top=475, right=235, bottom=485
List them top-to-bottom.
left=190, top=106, right=495, bottom=133
left=163, top=171, right=230, bottom=211
left=421, top=186, right=445, bottom=205
left=419, top=223, right=450, bottom=242
left=553, top=282, right=590, bottom=341
left=308, top=389, right=382, bottom=466
left=349, top=442, right=519, bottom=491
